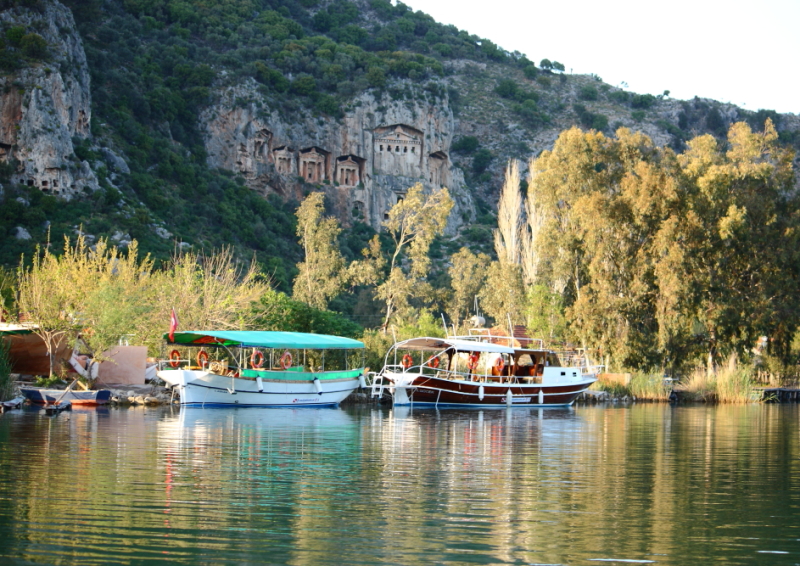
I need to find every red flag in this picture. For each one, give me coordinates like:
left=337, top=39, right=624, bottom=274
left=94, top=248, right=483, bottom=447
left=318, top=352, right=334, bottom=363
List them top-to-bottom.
left=169, top=308, right=178, bottom=342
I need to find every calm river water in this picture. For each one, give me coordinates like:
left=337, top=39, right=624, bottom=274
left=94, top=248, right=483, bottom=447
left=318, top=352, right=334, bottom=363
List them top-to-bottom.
left=1, top=403, right=799, bottom=565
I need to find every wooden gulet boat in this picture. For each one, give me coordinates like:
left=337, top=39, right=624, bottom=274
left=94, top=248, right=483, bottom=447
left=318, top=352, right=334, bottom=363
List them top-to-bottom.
left=157, top=331, right=366, bottom=408
left=369, top=334, right=602, bottom=407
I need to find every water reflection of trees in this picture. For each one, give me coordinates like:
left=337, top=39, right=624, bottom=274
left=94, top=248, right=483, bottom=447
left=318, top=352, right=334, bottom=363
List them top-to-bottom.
left=1, top=406, right=799, bottom=564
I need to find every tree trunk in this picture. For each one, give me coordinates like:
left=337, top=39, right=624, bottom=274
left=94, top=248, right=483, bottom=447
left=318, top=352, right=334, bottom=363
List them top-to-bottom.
left=706, top=329, right=717, bottom=376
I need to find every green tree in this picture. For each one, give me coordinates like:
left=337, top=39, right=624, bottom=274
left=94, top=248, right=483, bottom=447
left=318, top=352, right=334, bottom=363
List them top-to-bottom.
left=20, top=33, right=47, bottom=59
left=376, top=184, right=453, bottom=329
left=292, top=192, right=346, bottom=310
left=446, top=247, right=490, bottom=328
left=478, top=260, right=525, bottom=326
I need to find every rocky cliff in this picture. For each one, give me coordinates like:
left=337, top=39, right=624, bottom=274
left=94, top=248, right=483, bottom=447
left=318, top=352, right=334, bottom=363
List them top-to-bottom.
left=0, top=1, right=98, bottom=198
left=202, top=79, right=472, bottom=232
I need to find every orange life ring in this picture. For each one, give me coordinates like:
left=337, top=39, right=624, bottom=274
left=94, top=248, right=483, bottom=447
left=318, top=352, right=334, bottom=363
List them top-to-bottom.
left=251, top=349, right=265, bottom=369
left=169, top=350, right=181, bottom=368
left=197, top=350, right=209, bottom=367
left=280, top=351, right=293, bottom=370
left=402, top=353, right=413, bottom=369
left=467, top=353, right=479, bottom=371
left=428, top=356, right=440, bottom=369
left=494, top=357, right=505, bottom=372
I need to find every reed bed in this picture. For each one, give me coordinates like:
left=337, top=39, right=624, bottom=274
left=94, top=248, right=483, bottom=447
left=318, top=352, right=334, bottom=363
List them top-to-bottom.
left=589, top=355, right=759, bottom=403
left=678, top=355, right=758, bottom=403
left=628, top=372, right=673, bottom=401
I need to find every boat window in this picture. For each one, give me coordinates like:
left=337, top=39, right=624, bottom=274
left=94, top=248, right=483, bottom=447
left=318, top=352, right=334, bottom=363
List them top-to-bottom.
left=324, top=349, right=349, bottom=371
left=547, top=353, right=561, bottom=366
left=516, top=354, right=535, bottom=366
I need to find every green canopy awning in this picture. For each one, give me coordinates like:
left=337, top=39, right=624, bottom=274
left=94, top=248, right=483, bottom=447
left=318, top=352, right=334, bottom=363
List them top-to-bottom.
left=164, top=330, right=364, bottom=350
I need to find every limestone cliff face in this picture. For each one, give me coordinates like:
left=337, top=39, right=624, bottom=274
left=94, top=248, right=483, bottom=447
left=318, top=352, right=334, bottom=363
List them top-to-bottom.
left=0, top=0, right=98, bottom=197
left=202, top=80, right=472, bottom=233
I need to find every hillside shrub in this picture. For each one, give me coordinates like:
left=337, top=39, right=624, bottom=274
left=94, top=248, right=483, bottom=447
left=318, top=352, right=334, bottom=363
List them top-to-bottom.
left=20, top=32, right=47, bottom=59
left=579, top=84, right=598, bottom=101
left=631, top=93, right=656, bottom=109
left=574, top=104, right=608, bottom=131
left=451, top=136, right=479, bottom=153
left=472, top=148, right=493, bottom=174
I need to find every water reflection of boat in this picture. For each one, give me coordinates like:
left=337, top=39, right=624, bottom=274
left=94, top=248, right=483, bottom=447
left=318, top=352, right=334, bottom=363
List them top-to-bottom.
left=157, top=331, right=366, bottom=408
left=370, top=333, right=601, bottom=407
left=175, top=406, right=356, bottom=430
left=157, top=408, right=358, bottom=469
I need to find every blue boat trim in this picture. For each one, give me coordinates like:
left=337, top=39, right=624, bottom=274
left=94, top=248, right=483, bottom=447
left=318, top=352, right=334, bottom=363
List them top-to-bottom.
left=181, top=381, right=357, bottom=395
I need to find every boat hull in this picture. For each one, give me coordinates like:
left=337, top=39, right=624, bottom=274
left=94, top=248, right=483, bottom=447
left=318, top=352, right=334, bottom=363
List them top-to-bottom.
left=158, top=369, right=359, bottom=408
left=387, top=374, right=595, bottom=407
left=20, top=387, right=112, bottom=406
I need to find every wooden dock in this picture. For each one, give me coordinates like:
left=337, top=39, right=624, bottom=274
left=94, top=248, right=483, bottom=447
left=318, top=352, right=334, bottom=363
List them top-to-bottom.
left=756, top=388, right=800, bottom=402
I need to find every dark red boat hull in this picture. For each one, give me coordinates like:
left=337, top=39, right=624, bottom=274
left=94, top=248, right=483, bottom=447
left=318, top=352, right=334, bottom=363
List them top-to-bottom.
left=392, top=375, right=593, bottom=407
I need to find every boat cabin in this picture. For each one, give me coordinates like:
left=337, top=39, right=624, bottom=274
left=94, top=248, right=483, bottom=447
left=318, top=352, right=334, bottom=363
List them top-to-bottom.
left=160, top=331, right=365, bottom=382
left=383, top=337, right=570, bottom=385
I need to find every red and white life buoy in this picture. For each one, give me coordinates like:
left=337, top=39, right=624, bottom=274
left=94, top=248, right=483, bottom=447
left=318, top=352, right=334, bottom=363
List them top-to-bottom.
left=251, top=349, right=265, bottom=369
left=169, top=350, right=181, bottom=368
left=196, top=350, right=209, bottom=367
left=280, top=351, right=293, bottom=370
left=467, top=353, right=479, bottom=371
left=402, top=354, right=413, bottom=369
left=428, top=356, right=440, bottom=369
left=494, top=357, right=505, bottom=373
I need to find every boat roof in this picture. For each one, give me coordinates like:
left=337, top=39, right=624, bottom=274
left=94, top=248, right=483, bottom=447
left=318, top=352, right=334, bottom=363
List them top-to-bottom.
left=0, top=323, right=35, bottom=337
left=164, top=330, right=364, bottom=350
left=393, top=337, right=515, bottom=354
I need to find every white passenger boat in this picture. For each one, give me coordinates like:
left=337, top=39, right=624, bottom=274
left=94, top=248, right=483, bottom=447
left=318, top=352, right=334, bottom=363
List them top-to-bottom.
left=157, top=331, right=365, bottom=407
left=369, top=332, right=602, bottom=407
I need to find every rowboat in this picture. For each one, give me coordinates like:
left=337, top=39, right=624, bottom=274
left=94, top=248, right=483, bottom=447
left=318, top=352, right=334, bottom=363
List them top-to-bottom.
left=157, top=331, right=365, bottom=408
left=369, top=332, right=602, bottom=407
left=20, top=387, right=111, bottom=405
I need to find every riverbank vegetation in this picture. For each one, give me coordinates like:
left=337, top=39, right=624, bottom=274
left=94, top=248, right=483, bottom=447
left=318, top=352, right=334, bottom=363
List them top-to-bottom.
left=3, top=120, right=800, bottom=395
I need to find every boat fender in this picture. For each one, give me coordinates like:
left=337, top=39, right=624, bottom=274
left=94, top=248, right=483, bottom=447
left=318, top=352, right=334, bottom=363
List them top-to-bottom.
left=88, top=360, right=100, bottom=380
left=358, top=373, right=367, bottom=389
left=313, top=376, right=323, bottom=395
left=256, top=377, right=263, bottom=393
left=478, top=385, right=485, bottom=401
left=506, top=389, right=513, bottom=406
left=538, top=389, right=544, bottom=405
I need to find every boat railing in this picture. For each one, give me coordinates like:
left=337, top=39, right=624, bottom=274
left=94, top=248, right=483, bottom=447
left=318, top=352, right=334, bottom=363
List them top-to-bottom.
left=458, top=331, right=545, bottom=349
left=399, top=363, right=545, bottom=385
left=581, top=364, right=605, bottom=376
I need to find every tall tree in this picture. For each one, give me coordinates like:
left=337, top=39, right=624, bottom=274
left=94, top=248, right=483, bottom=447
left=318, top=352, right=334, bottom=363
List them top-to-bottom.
left=524, top=123, right=800, bottom=373
left=494, top=159, right=523, bottom=265
left=376, top=183, right=453, bottom=329
left=293, top=192, right=346, bottom=310
left=446, top=247, right=490, bottom=329
left=479, top=260, right=526, bottom=327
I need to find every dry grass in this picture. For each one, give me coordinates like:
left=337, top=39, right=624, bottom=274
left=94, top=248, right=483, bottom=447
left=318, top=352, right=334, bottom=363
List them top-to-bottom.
left=678, top=355, right=758, bottom=403
left=590, top=371, right=672, bottom=400
left=628, top=372, right=672, bottom=401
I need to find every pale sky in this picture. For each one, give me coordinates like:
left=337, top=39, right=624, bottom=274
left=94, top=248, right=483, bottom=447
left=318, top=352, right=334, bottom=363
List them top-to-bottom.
left=402, top=0, right=800, bottom=115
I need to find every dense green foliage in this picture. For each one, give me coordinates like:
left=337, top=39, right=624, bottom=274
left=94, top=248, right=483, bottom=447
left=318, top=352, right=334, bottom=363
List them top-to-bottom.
left=526, top=122, right=799, bottom=374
